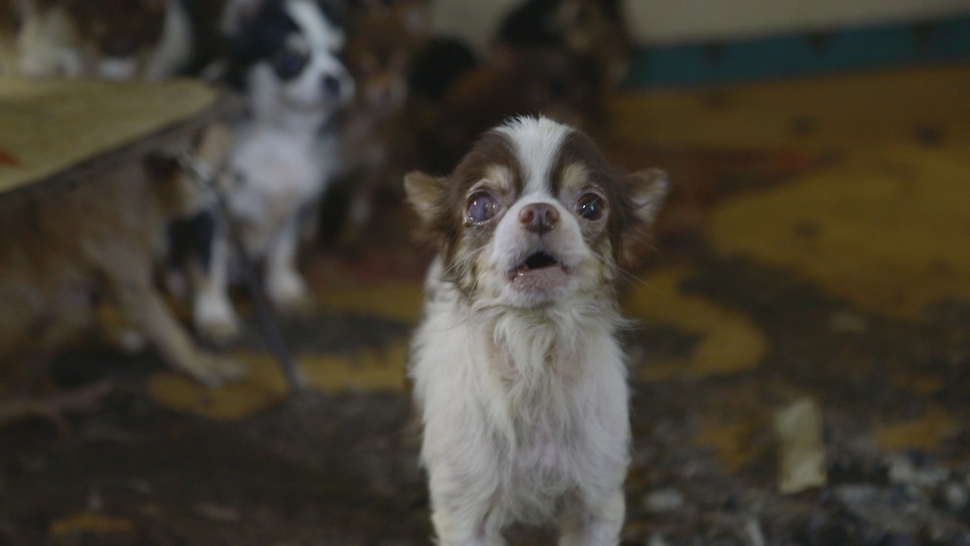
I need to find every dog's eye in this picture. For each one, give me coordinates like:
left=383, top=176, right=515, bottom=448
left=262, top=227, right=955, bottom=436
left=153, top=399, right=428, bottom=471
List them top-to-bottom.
left=273, top=50, right=309, bottom=80
left=465, top=192, right=499, bottom=224
left=576, top=193, right=604, bottom=221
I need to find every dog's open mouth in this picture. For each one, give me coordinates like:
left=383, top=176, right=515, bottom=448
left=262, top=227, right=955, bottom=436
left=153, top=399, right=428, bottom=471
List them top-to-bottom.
left=509, top=251, right=569, bottom=292
left=522, top=251, right=558, bottom=271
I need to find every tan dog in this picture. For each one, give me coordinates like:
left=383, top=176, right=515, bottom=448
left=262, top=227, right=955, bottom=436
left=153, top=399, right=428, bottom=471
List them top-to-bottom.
left=336, top=0, right=429, bottom=246
left=0, top=127, right=243, bottom=393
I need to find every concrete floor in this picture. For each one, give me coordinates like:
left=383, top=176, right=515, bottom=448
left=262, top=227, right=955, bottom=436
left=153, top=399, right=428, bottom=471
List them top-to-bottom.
left=3, top=64, right=970, bottom=545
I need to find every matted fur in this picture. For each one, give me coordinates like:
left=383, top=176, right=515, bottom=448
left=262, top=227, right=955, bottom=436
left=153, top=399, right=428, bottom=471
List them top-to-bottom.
left=406, top=116, right=667, bottom=545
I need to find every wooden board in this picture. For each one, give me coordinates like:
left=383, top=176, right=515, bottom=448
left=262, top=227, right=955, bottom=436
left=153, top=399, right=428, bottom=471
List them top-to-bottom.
left=0, top=78, right=225, bottom=198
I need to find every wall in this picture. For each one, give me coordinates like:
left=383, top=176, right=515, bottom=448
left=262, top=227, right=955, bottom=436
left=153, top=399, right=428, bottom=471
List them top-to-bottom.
left=430, top=0, right=970, bottom=51
left=628, top=0, right=970, bottom=44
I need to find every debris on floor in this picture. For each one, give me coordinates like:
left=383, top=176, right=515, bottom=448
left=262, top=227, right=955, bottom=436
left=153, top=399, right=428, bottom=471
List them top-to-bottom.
left=774, top=397, right=827, bottom=495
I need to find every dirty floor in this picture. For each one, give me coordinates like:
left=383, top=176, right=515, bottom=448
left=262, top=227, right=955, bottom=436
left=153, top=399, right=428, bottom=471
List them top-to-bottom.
left=3, top=64, right=970, bottom=545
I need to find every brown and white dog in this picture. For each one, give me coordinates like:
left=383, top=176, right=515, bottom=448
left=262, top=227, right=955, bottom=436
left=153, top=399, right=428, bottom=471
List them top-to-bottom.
left=2, top=0, right=193, bottom=80
left=335, top=0, right=429, bottom=246
left=410, top=0, right=631, bottom=176
left=494, top=0, right=632, bottom=88
left=422, top=45, right=605, bottom=175
left=405, top=116, right=667, bottom=545
left=0, top=128, right=243, bottom=392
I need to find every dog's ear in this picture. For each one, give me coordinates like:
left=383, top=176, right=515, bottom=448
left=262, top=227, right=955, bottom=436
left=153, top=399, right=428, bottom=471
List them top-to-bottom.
left=220, top=0, right=265, bottom=36
left=616, top=168, right=668, bottom=268
left=627, top=168, right=668, bottom=226
left=404, top=170, right=446, bottom=225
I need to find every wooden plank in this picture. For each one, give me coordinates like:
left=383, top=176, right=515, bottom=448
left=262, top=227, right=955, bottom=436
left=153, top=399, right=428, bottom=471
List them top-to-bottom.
left=0, top=79, right=236, bottom=199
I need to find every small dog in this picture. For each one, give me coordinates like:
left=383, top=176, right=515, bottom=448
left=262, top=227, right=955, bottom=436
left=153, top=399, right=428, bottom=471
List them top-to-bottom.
left=3, top=0, right=193, bottom=80
left=189, top=0, right=354, bottom=342
left=333, top=0, right=429, bottom=246
left=409, top=0, right=621, bottom=176
left=494, top=0, right=632, bottom=87
left=422, top=45, right=605, bottom=175
left=405, top=116, right=667, bottom=544
left=0, top=130, right=243, bottom=391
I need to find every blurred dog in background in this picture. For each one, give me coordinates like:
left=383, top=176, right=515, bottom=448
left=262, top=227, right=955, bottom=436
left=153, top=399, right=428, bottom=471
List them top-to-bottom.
left=0, top=0, right=245, bottom=80
left=1, top=0, right=194, bottom=79
left=185, top=0, right=354, bottom=343
left=329, top=0, right=429, bottom=247
left=410, top=0, right=631, bottom=175
left=495, top=0, right=631, bottom=88
left=419, top=45, right=605, bottom=175
left=0, top=128, right=243, bottom=397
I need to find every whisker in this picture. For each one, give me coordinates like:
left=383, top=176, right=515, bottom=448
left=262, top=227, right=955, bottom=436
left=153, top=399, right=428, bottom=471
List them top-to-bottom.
left=590, top=250, right=666, bottom=296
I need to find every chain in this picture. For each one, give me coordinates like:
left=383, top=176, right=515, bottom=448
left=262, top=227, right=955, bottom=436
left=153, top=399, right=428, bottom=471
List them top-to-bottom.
left=175, top=148, right=304, bottom=394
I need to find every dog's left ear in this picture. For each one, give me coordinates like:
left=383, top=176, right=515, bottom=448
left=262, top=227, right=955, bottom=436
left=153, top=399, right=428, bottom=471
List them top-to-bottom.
left=220, top=0, right=264, bottom=36
left=627, top=168, right=669, bottom=226
left=404, top=170, right=447, bottom=225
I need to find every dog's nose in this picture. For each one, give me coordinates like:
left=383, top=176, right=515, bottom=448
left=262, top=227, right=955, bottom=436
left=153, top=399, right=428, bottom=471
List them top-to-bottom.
left=322, top=74, right=342, bottom=97
left=519, top=203, right=559, bottom=235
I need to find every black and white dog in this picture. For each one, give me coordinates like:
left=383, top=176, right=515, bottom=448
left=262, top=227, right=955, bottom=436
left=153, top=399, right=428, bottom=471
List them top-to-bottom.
left=188, top=0, right=354, bottom=342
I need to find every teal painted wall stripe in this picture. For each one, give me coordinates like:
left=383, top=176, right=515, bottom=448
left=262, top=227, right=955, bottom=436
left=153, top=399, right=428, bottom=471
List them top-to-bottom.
left=626, top=15, right=970, bottom=87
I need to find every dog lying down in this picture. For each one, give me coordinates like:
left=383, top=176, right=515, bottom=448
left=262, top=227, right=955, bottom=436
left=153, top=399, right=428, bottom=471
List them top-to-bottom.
left=3, top=0, right=193, bottom=80
left=406, top=116, right=667, bottom=545
left=0, top=127, right=243, bottom=393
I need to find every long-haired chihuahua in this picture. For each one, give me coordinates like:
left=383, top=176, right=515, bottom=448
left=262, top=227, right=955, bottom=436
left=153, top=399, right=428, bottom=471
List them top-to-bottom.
left=405, top=116, right=667, bottom=545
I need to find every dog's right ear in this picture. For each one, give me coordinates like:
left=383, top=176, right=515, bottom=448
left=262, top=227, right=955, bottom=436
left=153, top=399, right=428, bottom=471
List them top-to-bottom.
left=220, top=0, right=265, bottom=35
left=404, top=171, right=446, bottom=225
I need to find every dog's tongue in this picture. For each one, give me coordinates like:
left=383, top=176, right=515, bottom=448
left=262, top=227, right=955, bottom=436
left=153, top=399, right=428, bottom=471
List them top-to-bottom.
left=511, top=252, right=568, bottom=292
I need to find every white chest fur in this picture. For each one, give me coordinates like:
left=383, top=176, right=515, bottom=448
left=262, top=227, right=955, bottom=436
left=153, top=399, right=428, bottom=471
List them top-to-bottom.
left=229, top=126, right=329, bottom=225
left=410, top=260, right=631, bottom=541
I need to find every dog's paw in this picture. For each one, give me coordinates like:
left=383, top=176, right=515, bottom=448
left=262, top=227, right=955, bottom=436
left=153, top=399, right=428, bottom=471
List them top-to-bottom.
left=266, top=271, right=312, bottom=314
left=194, top=296, right=241, bottom=345
left=197, top=316, right=241, bottom=346
left=101, top=325, right=148, bottom=354
left=113, top=329, right=148, bottom=354
left=180, top=352, right=246, bottom=387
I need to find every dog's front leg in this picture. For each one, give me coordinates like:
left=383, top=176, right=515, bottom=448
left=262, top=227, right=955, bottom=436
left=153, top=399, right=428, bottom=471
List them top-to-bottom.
left=264, top=213, right=310, bottom=313
left=190, top=223, right=240, bottom=344
left=114, top=268, right=244, bottom=386
left=426, top=467, right=507, bottom=546
left=557, top=490, right=625, bottom=546
left=430, top=503, right=507, bottom=546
